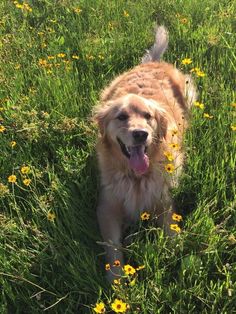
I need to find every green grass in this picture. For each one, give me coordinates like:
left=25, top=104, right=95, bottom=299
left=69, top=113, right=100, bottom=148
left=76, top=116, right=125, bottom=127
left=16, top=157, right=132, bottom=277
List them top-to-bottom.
left=0, top=0, right=235, bottom=313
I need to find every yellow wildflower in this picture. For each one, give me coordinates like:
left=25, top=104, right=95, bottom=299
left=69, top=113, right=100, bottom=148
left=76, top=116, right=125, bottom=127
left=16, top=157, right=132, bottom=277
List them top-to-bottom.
left=74, top=7, right=82, bottom=14
left=123, top=10, right=129, bottom=17
left=180, top=18, right=188, bottom=24
left=57, top=53, right=66, bottom=58
left=47, top=55, right=55, bottom=60
left=72, top=55, right=80, bottom=59
left=181, top=58, right=192, bottom=65
left=190, top=67, right=201, bottom=73
left=196, top=70, right=206, bottom=77
left=194, top=101, right=205, bottom=109
left=231, top=103, right=236, bottom=108
left=203, top=113, right=213, bottom=119
left=0, top=125, right=6, bottom=132
left=231, top=125, right=236, bottom=131
left=169, top=143, right=180, bottom=150
left=164, top=151, right=174, bottom=162
left=165, top=163, right=175, bottom=173
left=21, top=166, right=30, bottom=175
left=8, top=175, right=17, bottom=183
left=23, top=178, right=31, bottom=186
left=0, top=183, right=9, bottom=196
left=47, top=211, right=56, bottom=222
left=140, top=211, right=150, bottom=221
left=172, top=213, right=183, bottom=222
left=170, top=224, right=181, bottom=233
left=113, top=260, right=121, bottom=267
left=105, top=264, right=110, bottom=271
left=123, top=264, right=136, bottom=275
left=136, top=265, right=145, bottom=271
left=113, top=278, right=121, bottom=285
left=111, top=299, right=127, bottom=313
left=93, top=302, right=106, bottom=313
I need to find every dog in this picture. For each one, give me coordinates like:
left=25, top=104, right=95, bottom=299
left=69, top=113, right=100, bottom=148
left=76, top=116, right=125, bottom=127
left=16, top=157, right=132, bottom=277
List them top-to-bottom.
left=93, top=26, right=196, bottom=282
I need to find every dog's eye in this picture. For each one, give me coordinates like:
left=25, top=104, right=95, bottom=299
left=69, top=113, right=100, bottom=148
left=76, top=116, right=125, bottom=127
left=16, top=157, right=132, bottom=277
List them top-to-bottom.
left=144, top=112, right=151, bottom=120
left=117, top=113, right=129, bottom=121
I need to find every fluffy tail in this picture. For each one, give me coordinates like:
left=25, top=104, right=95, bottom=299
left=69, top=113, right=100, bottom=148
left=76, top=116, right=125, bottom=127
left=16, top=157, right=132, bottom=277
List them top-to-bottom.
left=142, top=26, right=169, bottom=63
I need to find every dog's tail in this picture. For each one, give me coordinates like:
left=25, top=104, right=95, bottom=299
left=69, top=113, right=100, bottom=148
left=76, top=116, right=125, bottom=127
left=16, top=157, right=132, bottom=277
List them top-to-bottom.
left=142, top=26, right=169, bottom=63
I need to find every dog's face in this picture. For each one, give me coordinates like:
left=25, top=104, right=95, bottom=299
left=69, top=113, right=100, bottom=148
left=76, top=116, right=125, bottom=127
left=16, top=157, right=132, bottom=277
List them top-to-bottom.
left=95, top=94, right=167, bottom=175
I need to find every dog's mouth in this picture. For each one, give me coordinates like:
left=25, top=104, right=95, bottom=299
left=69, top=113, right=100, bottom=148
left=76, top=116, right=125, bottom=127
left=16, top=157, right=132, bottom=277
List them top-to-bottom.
left=117, top=137, right=149, bottom=175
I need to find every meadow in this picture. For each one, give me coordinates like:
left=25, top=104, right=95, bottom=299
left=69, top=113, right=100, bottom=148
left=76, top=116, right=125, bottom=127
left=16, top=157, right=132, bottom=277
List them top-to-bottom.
left=0, top=0, right=235, bottom=313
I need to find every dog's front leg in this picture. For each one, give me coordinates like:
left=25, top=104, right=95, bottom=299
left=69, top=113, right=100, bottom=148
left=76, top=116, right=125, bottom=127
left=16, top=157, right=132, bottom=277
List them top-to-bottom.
left=97, top=190, right=124, bottom=282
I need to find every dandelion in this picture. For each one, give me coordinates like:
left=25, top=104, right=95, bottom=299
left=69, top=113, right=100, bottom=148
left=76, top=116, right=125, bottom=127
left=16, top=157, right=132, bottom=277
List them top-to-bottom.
left=123, top=10, right=129, bottom=17
left=57, top=53, right=66, bottom=58
left=181, top=58, right=192, bottom=65
left=194, top=101, right=205, bottom=109
left=203, top=113, right=213, bottom=119
left=0, top=125, right=6, bottom=132
left=231, top=125, right=236, bottom=131
left=169, top=143, right=180, bottom=150
left=164, top=151, right=174, bottom=162
left=165, top=163, right=175, bottom=173
left=21, top=166, right=30, bottom=175
left=8, top=175, right=17, bottom=183
left=23, top=178, right=31, bottom=186
left=47, top=211, right=56, bottom=222
left=140, top=211, right=150, bottom=221
left=172, top=213, right=183, bottom=222
left=170, top=224, right=181, bottom=233
left=113, top=260, right=121, bottom=267
left=105, top=264, right=110, bottom=271
left=123, top=264, right=136, bottom=275
left=111, top=299, right=128, bottom=313
left=93, top=302, right=106, bottom=313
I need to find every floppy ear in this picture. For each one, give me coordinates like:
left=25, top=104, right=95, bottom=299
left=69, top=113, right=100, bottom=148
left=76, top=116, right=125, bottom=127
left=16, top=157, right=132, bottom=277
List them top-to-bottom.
left=92, top=102, right=117, bottom=136
left=155, top=108, right=168, bottom=140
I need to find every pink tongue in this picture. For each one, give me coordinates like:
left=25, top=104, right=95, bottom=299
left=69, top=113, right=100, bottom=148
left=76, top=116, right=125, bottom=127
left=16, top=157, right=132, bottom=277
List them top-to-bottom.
left=129, top=146, right=149, bottom=175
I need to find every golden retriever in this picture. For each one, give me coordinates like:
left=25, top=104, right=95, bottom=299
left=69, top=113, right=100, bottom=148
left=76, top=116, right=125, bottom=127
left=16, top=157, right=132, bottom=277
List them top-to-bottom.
left=93, top=26, right=196, bottom=281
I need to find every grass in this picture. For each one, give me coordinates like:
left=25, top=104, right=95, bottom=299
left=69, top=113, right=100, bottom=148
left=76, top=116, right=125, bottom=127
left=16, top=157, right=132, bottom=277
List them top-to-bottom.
left=0, top=0, right=235, bottom=313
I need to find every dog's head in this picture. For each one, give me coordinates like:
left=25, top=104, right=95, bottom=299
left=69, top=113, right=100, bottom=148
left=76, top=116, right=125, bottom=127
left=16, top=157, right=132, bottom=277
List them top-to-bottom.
left=94, top=94, right=167, bottom=175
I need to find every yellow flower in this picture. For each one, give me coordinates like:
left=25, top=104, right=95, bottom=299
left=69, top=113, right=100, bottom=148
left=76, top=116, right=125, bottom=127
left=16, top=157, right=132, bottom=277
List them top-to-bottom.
left=74, top=7, right=82, bottom=14
left=123, top=10, right=129, bottom=17
left=180, top=18, right=188, bottom=24
left=57, top=53, right=66, bottom=58
left=47, top=55, right=55, bottom=60
left=72, top=55, right=80, bottom=59
left=181, top=58, right=192, bottom=65
left=190, top=67, right=201, bottom=73
left=196, top=70, right=206, bottom=77
left=194, top=101, right=205, bottom=109
left=231, top=103, right=236, bottom=108
left=0, top=107, right=4, bottom=111
left=203, top=113, right=213, bottom=119
left=0, top=125, right=6, bottom=132
left=231, top=125, right=236, bottom=131
left=171, top=129, right=178, bottom=136
left=169, top=143, right=180, bottom=150
left=164, top=151, right=174, bottom=162
left=165, top=163, right=175, bottom=173
left=21, top=166, right=30, bottom=175
left=8, top=175, right=17, bottom=183
left=23, top=178, right=31, bottom=186
left=0, top=183, right=9, bottom=196
left=47, top=211, right=56, bottom=222
left=140, top=211, right=150, bottom=221
left=172, top=213, right=183, bottom=222
left=170, top=224, right=181, bottom=233
left=113, top=260, right=121, bottom=267
left=105, top=263, right=110, bottom=271
left=123, top=264, right=136, bottom=275
left=136, top=265, right=145, bottom=271
left=113, top=278, right=121, bottom=285
left=111, top=299, right=127, bottom=313
left=93, top=302, right=106, bottom=313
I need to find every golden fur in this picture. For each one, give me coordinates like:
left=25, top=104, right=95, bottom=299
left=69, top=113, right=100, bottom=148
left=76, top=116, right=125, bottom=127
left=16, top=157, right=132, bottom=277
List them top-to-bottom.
left=93, top=27, right=196, bottom=281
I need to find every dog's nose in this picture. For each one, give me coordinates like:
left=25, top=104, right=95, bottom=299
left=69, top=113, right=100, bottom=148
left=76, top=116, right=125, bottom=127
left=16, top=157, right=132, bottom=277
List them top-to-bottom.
left=132, top=129, right=148, bottom=143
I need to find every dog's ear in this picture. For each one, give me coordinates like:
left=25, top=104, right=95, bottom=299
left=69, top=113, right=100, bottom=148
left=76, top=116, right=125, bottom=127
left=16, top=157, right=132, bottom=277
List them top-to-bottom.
left=92, top=102, right=117, bottom=136
left=155, top=108, right=168, bottom=140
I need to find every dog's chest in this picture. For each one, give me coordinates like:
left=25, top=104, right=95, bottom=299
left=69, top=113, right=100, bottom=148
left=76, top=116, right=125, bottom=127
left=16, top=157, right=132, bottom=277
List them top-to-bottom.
left=106, top=170, right=166, bottom=219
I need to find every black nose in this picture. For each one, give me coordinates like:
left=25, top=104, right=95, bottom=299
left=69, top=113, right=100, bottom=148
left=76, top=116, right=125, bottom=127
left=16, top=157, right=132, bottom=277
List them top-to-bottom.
left=132, top=129, right=148, bottom=143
